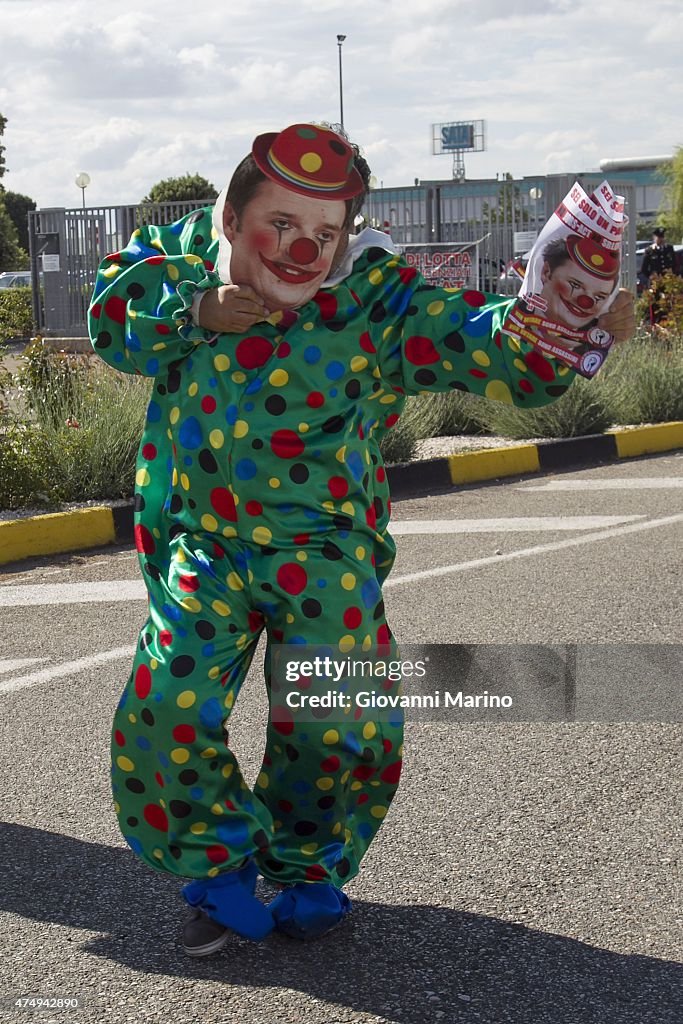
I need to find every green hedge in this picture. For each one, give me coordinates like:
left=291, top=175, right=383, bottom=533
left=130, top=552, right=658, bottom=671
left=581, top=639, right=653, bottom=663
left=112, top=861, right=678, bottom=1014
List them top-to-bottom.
left=0, top=287, right=33, bottom=344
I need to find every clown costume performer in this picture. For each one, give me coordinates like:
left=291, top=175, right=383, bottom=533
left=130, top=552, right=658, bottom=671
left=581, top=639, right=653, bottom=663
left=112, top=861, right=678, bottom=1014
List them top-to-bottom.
left=89, top=124, right=578, bottom=954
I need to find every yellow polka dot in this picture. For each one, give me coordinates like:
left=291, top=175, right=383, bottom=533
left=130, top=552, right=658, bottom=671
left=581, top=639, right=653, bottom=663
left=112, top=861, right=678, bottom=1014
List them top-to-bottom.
left=300, top=151, right=323, bottom=173
left=591, top=252, right=605, bottom=266
left=184, top=254, right=202, bottom=265
left=102, top=263, right=121, bottom=278
left=166, top=263, right=180, bottom=281
left=369, top=268, right=383, bottom=285
left=427, top=300, right=445, bottom=316
left=303, top=321, right=314, bottom=331
left=382, top=326, right=393, bottom=342
left=507, top=335, right=521, bottom=352
left=472, top=350, right=491, bottom=367
left=214, top=354, right=230, bottom=372
left=350, top=356, right=368, bottom=372
left=513, top=358, right=527, bottom=373
left=442, top=360, right=453, bottom=371
left=558, top=364, right=570, bottom=376
left=269, top=369, right=289, bottom=387
left=232, top=371, right=246, bottom=384
left=485, top=379, right=513, bottom=404
left=188, top=381, right=199, bottom=397
left=379, top=394, right=397, bottom=404
left=169, top=407, right=180, bottom=425
left=233, top=419, right=249, bottom=439
left=298, top=422, right=309, bottom=433
left=209, top=429, right=224, bottom=449
left=336, top=446, right=347, bottom=463
left=135, top=468, right=150, bottom=487
left=180, top=473, right=191, bottom=491
left=269, top=477, right=281, bottom=488
left=322, top=500, right=335, bottom=513
left=340, top=501, right=354, bottom=516
left=201, top=514, right=218, bottom=532
left=222, top=526, right=237, bottom=539
left=252, top=526, right=272, bottom=545
left=355, top=546, right=366, bottom=560
left=176, top=547, right=186, bottom=562
left=296, top=551, right=307, bottom=562
left=227, top=572, right=244, bottom=591
left=341, top=572, right=356, bottom=590
left=180, top=596, right=202, bottom=613
left=212, top=599, right=231, bottom=617
left=286, top=613, right=295, bottom=625
left=339, top=634, right=355, bottom=652
left=362, top=634, right=373, bottom=651
left=150, top=658, right=158, bottom=671
left=208, top=666, right=220, bottom=679
left=177, top=690, right=196, bottom=708
left=224, top=691, right=234, bottom=708
left=128, top=713, right=137, bottom=724
left=363, top=721, right=377, bottom=740
left=323, top=729, right=339, bottom=745
left=200, top=747, right=218, bottom=759
left=171, top=748, right=190, bottom=764
left=116, top=756, right=135, bottom=772
left=222, top=764, right=234, bottom=779
left=340, top=770, right=350, bottom=785
left=256, top=772, right=269, bottom=789
left=316, top=777, right=335, bottom=791
left=351, top=780, right=363, bottom=791
left=113, top=801, right=120, bottom=814
left=211, top=803, right=224, bottom=815
left=370, top=805, right=387, bottom=819
left=190, top=822, right=207, bottom=835
left=332, top=822, right=342, bottom=835
left=301, top=842, right=318, bottom=855
left=153, top=848, right=164, bottom=861
left=207, top=867, right=220, bottom=878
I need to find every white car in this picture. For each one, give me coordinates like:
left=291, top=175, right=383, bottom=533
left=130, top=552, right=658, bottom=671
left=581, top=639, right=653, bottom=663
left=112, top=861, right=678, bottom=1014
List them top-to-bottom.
left=0, top=271, right=32, bottom=289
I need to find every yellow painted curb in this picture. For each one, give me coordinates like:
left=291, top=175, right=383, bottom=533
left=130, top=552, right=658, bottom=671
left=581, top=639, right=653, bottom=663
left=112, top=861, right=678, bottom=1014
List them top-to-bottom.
left=608, top=422, right=683, bottom=459
left=448, top=445, right=540, bottom=485
left=0, top=507, right=116, bottom=567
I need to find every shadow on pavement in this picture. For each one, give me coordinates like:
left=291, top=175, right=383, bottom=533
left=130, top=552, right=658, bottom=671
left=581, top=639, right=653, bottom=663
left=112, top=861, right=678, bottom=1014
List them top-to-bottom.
left=2, top=822, right=681, bottom=1024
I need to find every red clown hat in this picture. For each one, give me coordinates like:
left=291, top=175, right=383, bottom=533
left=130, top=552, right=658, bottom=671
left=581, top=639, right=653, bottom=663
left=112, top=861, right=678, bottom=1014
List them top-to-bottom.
left=252, top=124, right=364, bottom=200
left=565, top=235, right=620, bottom=280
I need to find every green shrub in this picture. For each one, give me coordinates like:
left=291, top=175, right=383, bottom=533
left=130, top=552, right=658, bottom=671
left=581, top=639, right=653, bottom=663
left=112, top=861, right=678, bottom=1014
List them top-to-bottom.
left=0, top=287, right=33, bottom=344
left=597, top=329, right=683, bottom=425
left=476, top=373, right=613, bottom=439
left=0, top=420, right=63, bottom=509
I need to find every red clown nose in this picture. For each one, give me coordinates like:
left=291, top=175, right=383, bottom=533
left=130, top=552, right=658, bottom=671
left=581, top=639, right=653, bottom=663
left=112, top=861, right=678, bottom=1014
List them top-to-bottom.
left=289, top=237, right=319, bottom=265
left=575, top=294, right=596, bottom=310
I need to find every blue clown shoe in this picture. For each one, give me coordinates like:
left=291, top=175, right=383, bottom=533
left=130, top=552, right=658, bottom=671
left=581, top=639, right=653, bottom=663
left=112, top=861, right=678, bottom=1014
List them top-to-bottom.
left=182, top=860, right=274, bottom=954
left=270, top=882, right=351, bottom=940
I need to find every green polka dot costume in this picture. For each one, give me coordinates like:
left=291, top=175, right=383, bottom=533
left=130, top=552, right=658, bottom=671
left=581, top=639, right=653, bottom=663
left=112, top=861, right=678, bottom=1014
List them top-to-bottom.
left=89, top=208, right=574, bottom=887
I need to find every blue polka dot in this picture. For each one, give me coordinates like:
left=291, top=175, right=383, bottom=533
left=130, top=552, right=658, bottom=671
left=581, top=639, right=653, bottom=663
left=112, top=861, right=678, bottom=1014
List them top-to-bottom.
left=449, top=310, right=464, bottom=327
left=464, top=310, right=494, bottom=337
left=126, top=333, right=141, bottom=352
left=304, top=346, right=321, bottom=364
left=145, top=358, right=159, bottom=375
left=325, top=361, right=345, bottom=380
left=208, top=377, right=218, bottom=387
left=245, top=378, right=262, bottom=394
left=329, top=388, right=338, bottom=397
left=146, top=401, right=162, bottom=423
left=244, top=402, right=254, bottom=412
left=226, top=404, right=239, bottom=425
left=178, top=416, right=203, bottom=449
left=347, top=451, right=364, bottom=481
left=183, top=455, right=193, bottom=467
left=235, top=458, right=257, bottom=480
left=361, top=578, right=381, bottom=608
left=317, top=579, right=327, bottom=588
left=162, top=603, right=183, bottom=622
left=289, top=636, right=307, bottom=645
left=201, top=643, right=215, bottom=657
left=154, top=693, right=163, bottom=702
left=199, top=697, right=224, bottom=730
left=342, top=731, right=361, bottom=756
left=135, top=736, right=152, bottom=751
left=158, top=752, right=170, bottom=768
left=293, top=780, right=312, bottom=794
left=189, top=787, right=204, bottom=800
left=217, top=821, right=250, bottom=846
left=358, top=822, right=373, bottom=840
left=125, top=836, right=143, bottom=855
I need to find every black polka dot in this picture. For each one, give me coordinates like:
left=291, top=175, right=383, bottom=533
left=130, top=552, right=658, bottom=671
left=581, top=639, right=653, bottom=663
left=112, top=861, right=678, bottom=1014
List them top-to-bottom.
left=329, top=139, right=346, bottom=156
left=193, top=234, right=205, bottom=245
left=367, top=248, right=387, bottom=263
left=126, top=283, right=145, bottom=300
left=370, top=301, right=387, bottom=323
left=444, top=330, right=465, bottom=353
left=95, top=331, right=112, bottom=349
left=167, top=369, right=181, bottom=394
left=345, top=379, right=361, bottom=399
left=448, top=380, right=470, bottom=392
left=546, top=385, right=569, bottom=397
left=265, top=395, right=287, bottom=415
left=322, top=415, right=345, bottom=433
left=252, top=439, right=264, bottom=449
left=199, top=449, right=218, bottom=474
left=289, top=463, right=309, bottom=484
left=134, top=493, right=145, bottom=512
left=170, top=494, right=183, bottom=514
left=333, top=514, right=353, bottom=532
left=323, top=540, right=344, bottom=560
left=144, top=562, right=160, bottom=582
left=261, top=582, right=273, bottom=592
left=302, top=598, right=322, bottom=618
left=373, top=600, right=385, bottom=620
left=195, top=620, right=215, bottom=640
left=170, top=655, right=195, bottom=678
left=141, top=708, right=155, bottom=727
left=285, top=744, right=299, bottom=762
left=362, top=747, right=375, bottom=762
left=179, top=769, right=199, bottom=785
left=125, top=778, right=145, bottom=794
left=317, top=795, right=335, bottom=809
left=169, top=800, right=192, bottom=818
left=126, top=816, right=138, bottom=827
left=294, top=820, right=318, bottom=836
left=254, top=829, right=270, bottom=850
left=169, top=845, right=182, bottom=860
left=336, top=856, right=351, bottom=878
left=264, top=858, right=285, bottom=873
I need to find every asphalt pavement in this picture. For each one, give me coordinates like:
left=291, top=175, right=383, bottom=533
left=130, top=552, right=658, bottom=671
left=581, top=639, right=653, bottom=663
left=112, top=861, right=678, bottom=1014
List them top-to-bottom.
left=0, top=453, right=681, bottom=1024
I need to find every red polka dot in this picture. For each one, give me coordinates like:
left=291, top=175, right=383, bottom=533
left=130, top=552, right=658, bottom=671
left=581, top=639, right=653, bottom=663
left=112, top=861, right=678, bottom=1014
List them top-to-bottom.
left=147, top=256, right=165, bottom=265
left=203, top=259, right=215, bottom=271
left=398, top=266, right=418, bottom=285
left=463, top=290, right=486, bottom=307
left=313, top=292, right=338, bottom=319
left=104, top=296, right=126, bottom=324
left=90, top=302, right=102, bottom=320
left=155, top=324, right=170, bottom=336
left=494, top=330, right=502, bottom=349
left=359, top=331, right=376, bottom=353
left=235, top=336, right=274, bottom=369
left=405, top=336, right=440, bottom=365
left=277, top=341, right=292, bottom=358
left=524, top=348, right=555, bottom=382
left=469, top=368, right=488, bottom=379
left=519, top=378, right=534, bottom=393
left=306, top=391, right=324, bottom=408
left=201, top=395, right=217, bottom=414
left=384, top=413, right=400, bottom=428
left=271, top=429, right=305, bottom=459
left=141, top=443, right=157, bottom=460
left=376, top=467, right=386, bottom=483
left=328, top=476, right=348, bottom=498
left=210, top=487, right=238, bottom=521
left=245, top=500, right=263, bottom=516
left=365, top=506, right=377, bottom=529
left=134, top=524, right=156, bottom=554
left=294, top=533, right=310, bottom=545
left=277, top=562, right=308, bottom=595
left=178, top=574, right=199, bottom=592
left=343, top=607, right=363, bottom=629
left=248, top=610, right=264, bottom=633
left=377, top=624, right=391, bottom=645
left=134, top=664, right=152, bottom=700
left=271, top=705, right=295, bottom=735
left=173, top=724, right=196, bottom=743
left=114, top=729, right=125, bottom=747
left=383, top=739, right=393, bottom=753
left=321, top=755, right=340, bottom=772
left=380, top=760, right=403, bottom=784
left=352, top=765, right=375, bottom=780
left=155, top=771, right=165, bottom=787
left=357, top=793, right=369, bottom=805
left=278, top=799, right=294, bottom=813
left=143, top=804, right=168, bottom=832
left=206, top=845, right=230, bottom=864
left=305, top=864, right=328, bottom=881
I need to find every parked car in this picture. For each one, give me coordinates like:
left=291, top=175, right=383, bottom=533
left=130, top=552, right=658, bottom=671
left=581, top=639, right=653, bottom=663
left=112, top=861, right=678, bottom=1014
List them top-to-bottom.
left=0, top=271, right=32, bottom=289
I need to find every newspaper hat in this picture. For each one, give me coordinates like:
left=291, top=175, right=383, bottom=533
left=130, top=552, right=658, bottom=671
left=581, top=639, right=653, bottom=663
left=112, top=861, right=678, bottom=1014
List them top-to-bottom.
left=252, top=124, right=364, bottom=200
left=566, top=235, right=619, bottom=280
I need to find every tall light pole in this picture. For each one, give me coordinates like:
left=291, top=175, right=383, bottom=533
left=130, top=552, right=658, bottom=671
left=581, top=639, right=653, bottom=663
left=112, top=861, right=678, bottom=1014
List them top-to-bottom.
left=337, top=34, right=346, bottom=129
left=75, top=171, right=91, bottom=212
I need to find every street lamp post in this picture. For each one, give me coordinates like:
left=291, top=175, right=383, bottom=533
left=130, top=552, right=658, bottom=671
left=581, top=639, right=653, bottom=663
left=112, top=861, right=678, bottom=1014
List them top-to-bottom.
left=337, top=34, right=346, bottom=129
left=75, top=171, right=91, bottom=212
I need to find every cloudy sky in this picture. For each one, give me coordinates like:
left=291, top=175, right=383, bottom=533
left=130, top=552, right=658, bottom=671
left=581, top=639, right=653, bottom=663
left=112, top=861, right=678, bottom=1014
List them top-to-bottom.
left=1, top=0, right=682, bottom=209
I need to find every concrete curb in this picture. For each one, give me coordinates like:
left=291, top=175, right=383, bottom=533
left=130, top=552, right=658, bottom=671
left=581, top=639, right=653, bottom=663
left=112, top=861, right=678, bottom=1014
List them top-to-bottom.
left=1, top=421, right=682, bottom=567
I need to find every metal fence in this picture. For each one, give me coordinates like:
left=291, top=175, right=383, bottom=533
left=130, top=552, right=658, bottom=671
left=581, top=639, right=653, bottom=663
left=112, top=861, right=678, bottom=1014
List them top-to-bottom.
left=28, top=175, right=637, bottom=337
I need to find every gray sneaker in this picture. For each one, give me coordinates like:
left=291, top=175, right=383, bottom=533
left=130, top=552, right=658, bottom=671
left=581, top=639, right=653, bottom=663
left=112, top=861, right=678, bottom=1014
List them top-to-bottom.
left=182, top=908, right=231, bottom=957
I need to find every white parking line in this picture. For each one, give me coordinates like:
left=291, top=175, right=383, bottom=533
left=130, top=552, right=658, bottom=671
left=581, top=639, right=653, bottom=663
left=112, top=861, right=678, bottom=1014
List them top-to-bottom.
left=519, top=478, right=683, bottom=491
left=386, top=512, right=683, bottom=587
left=390, top=516, right=644, bottom=534
left=0, top=580, right=147, bottom=607
left=0, top=646, right=136, bottom=695
left=0, top=658, right=49, bottom=676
